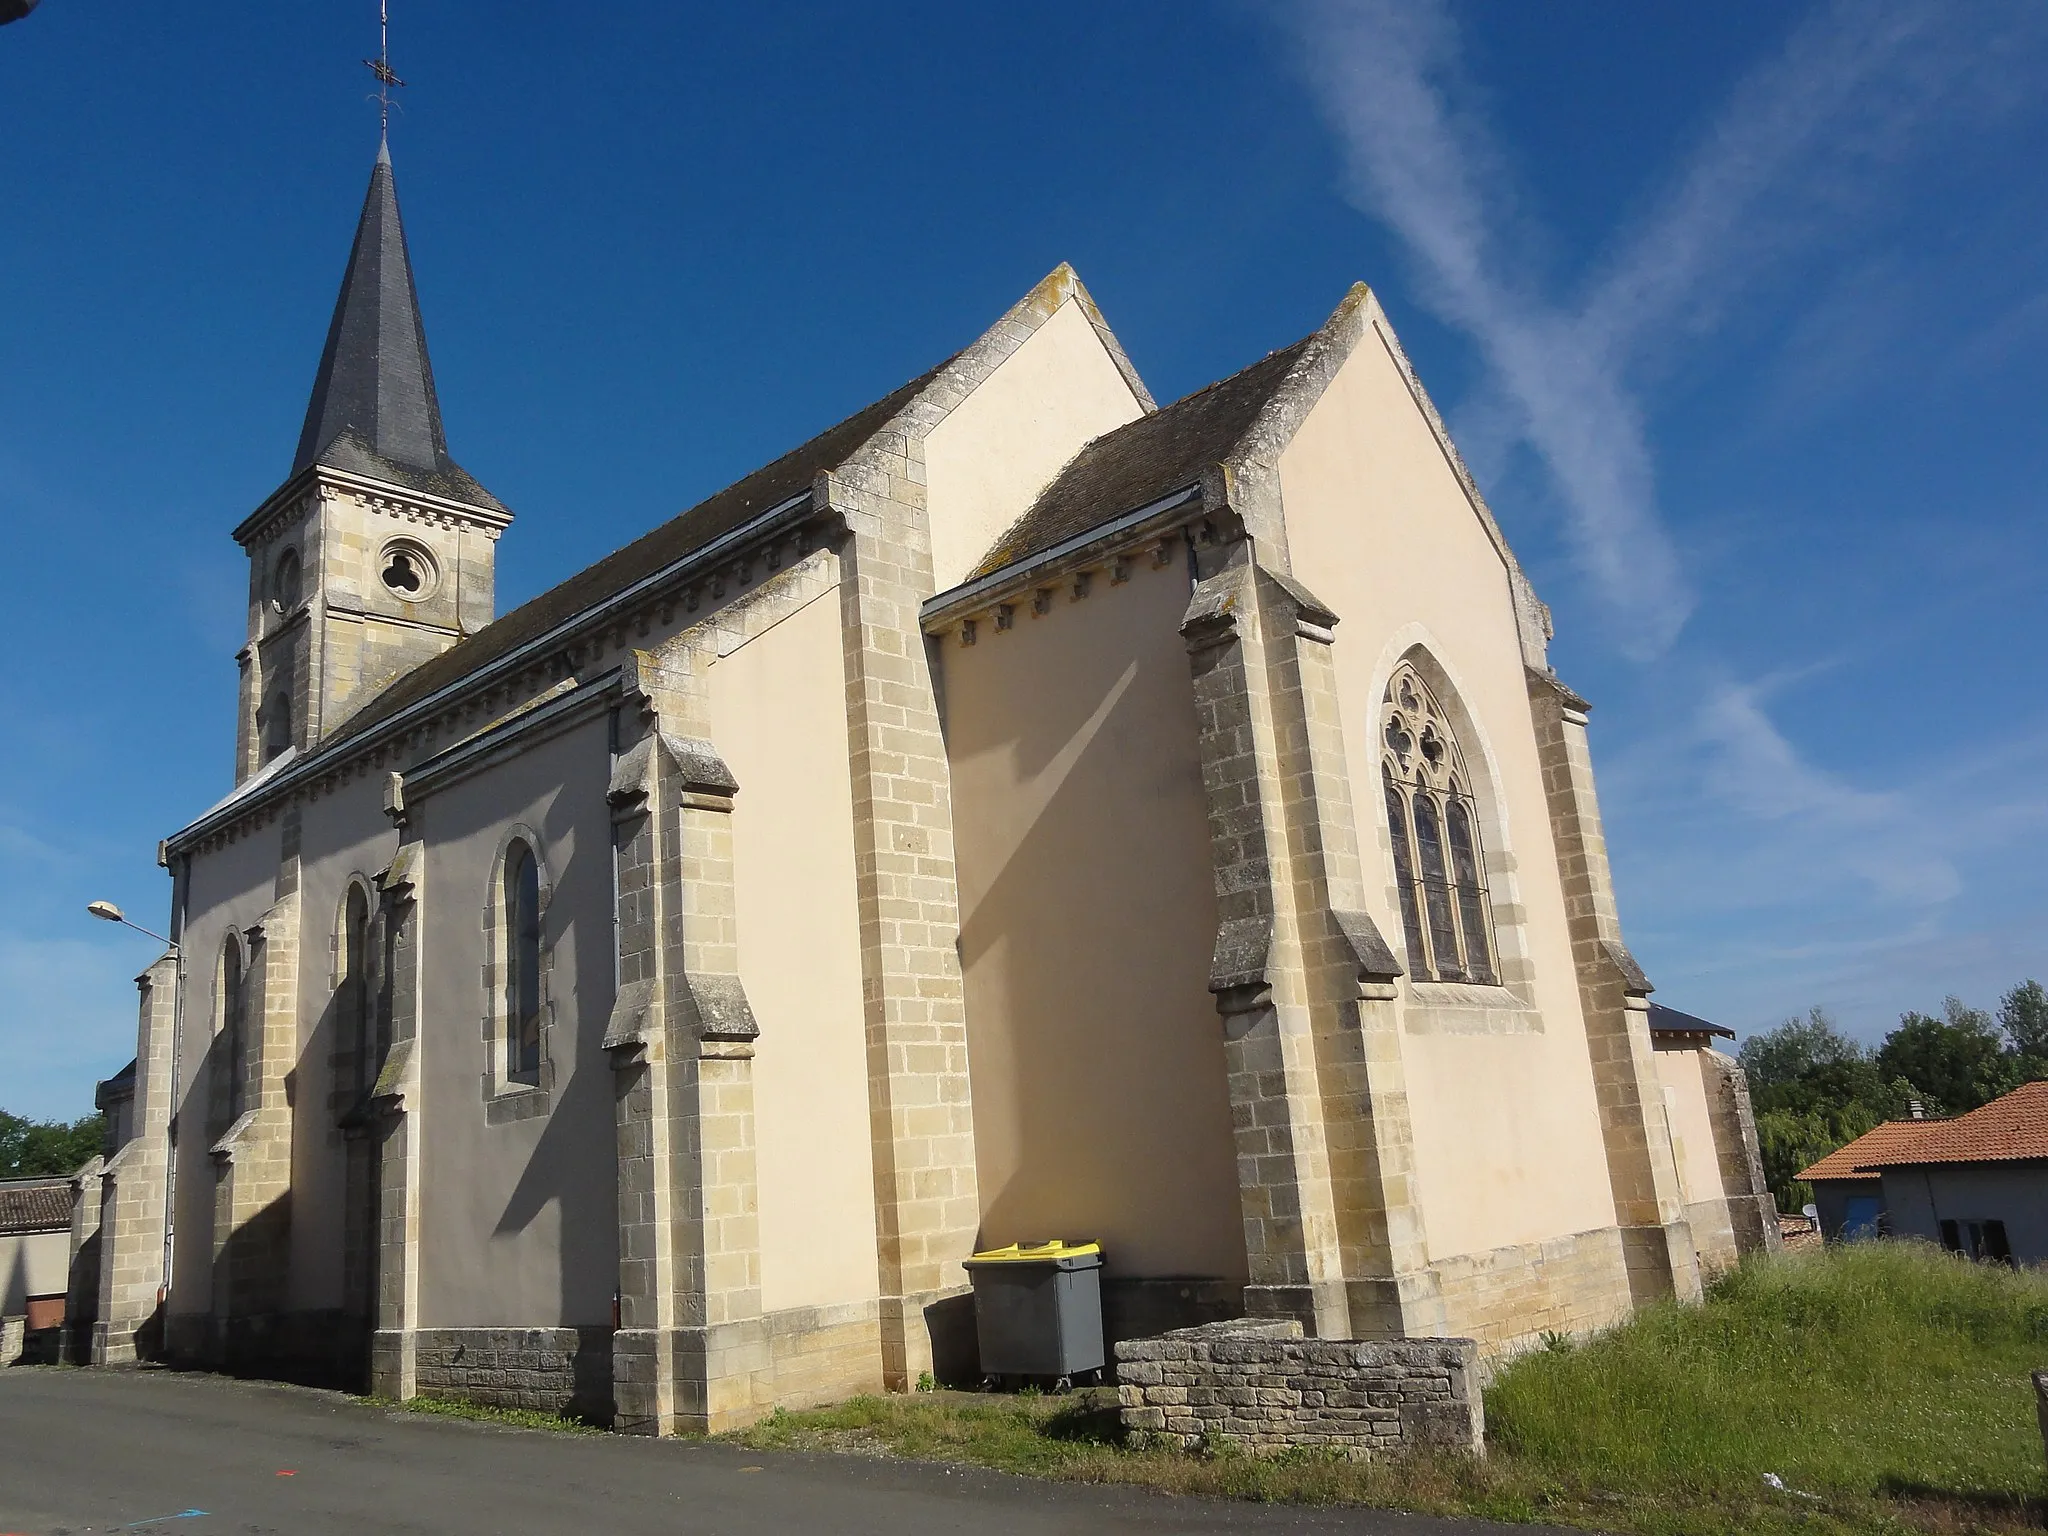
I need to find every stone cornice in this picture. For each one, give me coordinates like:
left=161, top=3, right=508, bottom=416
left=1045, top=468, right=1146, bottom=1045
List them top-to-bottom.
left=232, top=462, right=514, bottom=550
left=920, top=485, right=1205, bottom=637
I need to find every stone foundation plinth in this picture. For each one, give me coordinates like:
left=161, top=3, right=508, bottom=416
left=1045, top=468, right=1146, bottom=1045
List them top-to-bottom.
left=1114, top=1319, right=1483, bottom=1458
left=413, top=1327, right=615, bottom=1422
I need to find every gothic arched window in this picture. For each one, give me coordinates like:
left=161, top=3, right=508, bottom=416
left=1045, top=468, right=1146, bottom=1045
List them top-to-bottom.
left=1381, top=662, right=1495, bottom=984
left=504, top=840, right=543, bottom=1085
left=342, top=885, right=375, bottom=1097
left=219, top=933, right=248, bottom=1125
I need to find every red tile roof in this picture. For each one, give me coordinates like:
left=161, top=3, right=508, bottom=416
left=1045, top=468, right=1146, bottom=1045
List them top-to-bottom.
left=1798, top=1080, right=2048, bottom=1182
left=0, top=1179, right=74, bottom=1236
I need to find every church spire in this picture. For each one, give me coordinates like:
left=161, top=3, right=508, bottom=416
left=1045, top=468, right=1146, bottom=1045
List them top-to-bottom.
left=291, top=146, right=503, bottom=511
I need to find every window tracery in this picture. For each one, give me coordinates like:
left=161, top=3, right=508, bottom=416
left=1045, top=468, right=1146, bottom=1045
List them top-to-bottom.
left=1381, top=662, right=1495, bottom=985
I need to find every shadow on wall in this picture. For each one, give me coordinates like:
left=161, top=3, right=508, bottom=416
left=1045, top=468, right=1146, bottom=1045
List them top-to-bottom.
left=953, top=622, right=1241, bottom=1282
left=492, top=911, right=620, bottom=1333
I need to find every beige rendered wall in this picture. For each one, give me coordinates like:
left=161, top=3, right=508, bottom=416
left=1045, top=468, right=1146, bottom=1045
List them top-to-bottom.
left=923, top=297, right=1148, bottom=592
left=1276, top=327, right=1616, bottom=1265
left=942, top=552, right=1247, bottom=1281
left=707, top=585, right=882, bottom=1315
left=416, top=711, right=618, bottom=1328
left=168, top=825, right=295, bottom=1320
left=1653, top=1047, right=1727, bottom=1211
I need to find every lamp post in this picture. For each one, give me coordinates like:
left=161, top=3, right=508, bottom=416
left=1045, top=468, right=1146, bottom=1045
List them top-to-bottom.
left=87, top=900, right=184, bottom=1314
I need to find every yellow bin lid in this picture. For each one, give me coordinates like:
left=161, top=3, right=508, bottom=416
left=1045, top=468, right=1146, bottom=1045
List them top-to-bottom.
left=967, top=1239, right=1101, bottom=1264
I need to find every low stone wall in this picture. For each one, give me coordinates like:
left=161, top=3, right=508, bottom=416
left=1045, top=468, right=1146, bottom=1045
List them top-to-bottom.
left=1114, top=1319, right=1483, bottom=1458
left=414, top=1327, right=615, bottom=1422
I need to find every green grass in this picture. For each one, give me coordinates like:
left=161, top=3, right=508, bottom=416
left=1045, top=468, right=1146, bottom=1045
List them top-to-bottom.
left=725, top=1243, right=2048, bottom=1535
left=373, top=1392, right=602, bottom=1434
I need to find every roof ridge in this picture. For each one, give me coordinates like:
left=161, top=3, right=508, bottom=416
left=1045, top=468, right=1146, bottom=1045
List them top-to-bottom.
left=961, top=335, right=1317, bottom=583
left=315, top=354, right=957, bottom=750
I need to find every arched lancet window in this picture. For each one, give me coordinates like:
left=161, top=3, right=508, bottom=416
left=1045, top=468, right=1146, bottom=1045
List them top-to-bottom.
left=1381, top=661, right=1496, bottom=985
left=264, top=690, right=292, bottom=763
left=504, top=840, right=542, bottom=1085
left=342, top=885, right=374, bottom=1096
left=220, top=934, right=248, bottom=1124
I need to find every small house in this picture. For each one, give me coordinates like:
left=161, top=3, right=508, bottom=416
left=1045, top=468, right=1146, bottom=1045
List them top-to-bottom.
left=1798, top=1080, right=2048, bottom=1262
left=1, top=1177, right=75, bottom=1362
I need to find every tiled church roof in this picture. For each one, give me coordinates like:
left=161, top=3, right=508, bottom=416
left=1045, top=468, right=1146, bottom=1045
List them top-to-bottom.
left=969, top=338, right=1313, bottom=581
left=328, top=358, right=951, bottom=745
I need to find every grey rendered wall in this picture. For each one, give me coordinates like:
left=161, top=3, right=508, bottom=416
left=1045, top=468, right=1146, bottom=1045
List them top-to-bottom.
left=416, top=708, right=618, bottom=1328
left=287, top=771, right=400, bottom=1313
left=169, top=825, right=295, bottom=1324
left=1880, top=1165, right=2048, bottom=1261
left=1810, top=1179, right=1877, bottom=1242
left=1, top=1230, right=72, bottom=1312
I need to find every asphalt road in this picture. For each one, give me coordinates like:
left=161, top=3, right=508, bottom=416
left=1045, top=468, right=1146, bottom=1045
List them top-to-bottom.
left=0, top=1367, right=1557, bottom=1535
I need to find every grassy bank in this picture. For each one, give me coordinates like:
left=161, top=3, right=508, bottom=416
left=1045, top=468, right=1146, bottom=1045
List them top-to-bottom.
left=727, top=1243, right=2048, bottom=1534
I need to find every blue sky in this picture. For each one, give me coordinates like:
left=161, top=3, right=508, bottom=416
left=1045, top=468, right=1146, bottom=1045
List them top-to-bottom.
left=2, top=2, right=2044, bottom=1120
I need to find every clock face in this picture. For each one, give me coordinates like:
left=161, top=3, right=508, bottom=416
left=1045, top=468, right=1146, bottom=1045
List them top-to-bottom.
left=378, top=538, right=440, bottom=600
left=271, top=548, right=302, bottom=614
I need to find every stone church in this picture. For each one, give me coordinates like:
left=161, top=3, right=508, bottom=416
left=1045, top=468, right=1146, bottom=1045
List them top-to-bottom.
left=73, top=139, right=1776, bottom=1433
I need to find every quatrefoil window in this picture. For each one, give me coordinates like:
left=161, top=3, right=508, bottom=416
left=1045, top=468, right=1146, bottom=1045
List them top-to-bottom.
left=378, top=539, right=439, bottom=601
left=1381, top=661, right=1496, bottom=985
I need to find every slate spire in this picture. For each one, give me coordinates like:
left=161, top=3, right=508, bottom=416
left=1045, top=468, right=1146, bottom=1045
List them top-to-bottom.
left=293, top=143, right=503, bottom=511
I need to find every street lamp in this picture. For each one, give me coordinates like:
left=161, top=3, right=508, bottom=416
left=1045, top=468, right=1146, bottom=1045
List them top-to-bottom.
left=87, top=897, right=184, bottom=1317
left=87, top=901, right=178, bottom=954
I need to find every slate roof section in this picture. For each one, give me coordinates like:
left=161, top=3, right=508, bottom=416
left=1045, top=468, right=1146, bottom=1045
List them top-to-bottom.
left=293, top=143, right=505, bottom=513
left=967, top=338, right=1314, bottom=582
left=327, top=359, right=951, bottom=746
left=1647, top=1002, right=1735, bottom=1040
left=96, top=1057, right=137, bottom=1113
left=1798, top=1080, right=2048, bottom=1181
left=0, top=1179, right=72, bottom=1236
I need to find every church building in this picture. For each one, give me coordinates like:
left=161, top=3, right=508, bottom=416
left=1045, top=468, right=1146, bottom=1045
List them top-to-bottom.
left=77, top=140, right=1777, bottom=1433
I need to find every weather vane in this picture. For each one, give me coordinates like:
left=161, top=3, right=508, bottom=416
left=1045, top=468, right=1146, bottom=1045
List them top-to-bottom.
left=364, top=0, right=405, bottom=140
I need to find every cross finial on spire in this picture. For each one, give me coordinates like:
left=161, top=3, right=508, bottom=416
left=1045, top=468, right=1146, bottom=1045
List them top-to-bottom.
left=364, top=0, right=405, bottom=142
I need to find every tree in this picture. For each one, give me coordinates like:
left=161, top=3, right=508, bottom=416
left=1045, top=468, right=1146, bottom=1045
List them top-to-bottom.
left=1998, top=980, right=2048, bottom=1064
left=1874, top=998, right=2017, bottom=1117
left=1737, top=1007, right=1866, bottom=1097
left=1738, top=1010, right=1910, bottom=1210
left=0, top=1109, right=105, bottom=1178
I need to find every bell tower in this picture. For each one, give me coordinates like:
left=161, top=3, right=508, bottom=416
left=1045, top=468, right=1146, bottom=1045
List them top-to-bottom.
left=230, top=138, right=510, bottom=784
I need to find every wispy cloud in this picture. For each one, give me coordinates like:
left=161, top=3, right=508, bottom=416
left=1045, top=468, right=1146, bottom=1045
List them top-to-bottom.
left=1277, top=0, right=2048, bottom=1024
left=1281, top=0, right=2043, bottom=658
left=1288, top=0, right=1684, bottom=654
left=1693, top=679, right=1957, bottom=903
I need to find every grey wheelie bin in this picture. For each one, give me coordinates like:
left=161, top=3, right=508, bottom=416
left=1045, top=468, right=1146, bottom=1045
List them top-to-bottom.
left=963, top=1240, right=1104, bottom=1389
